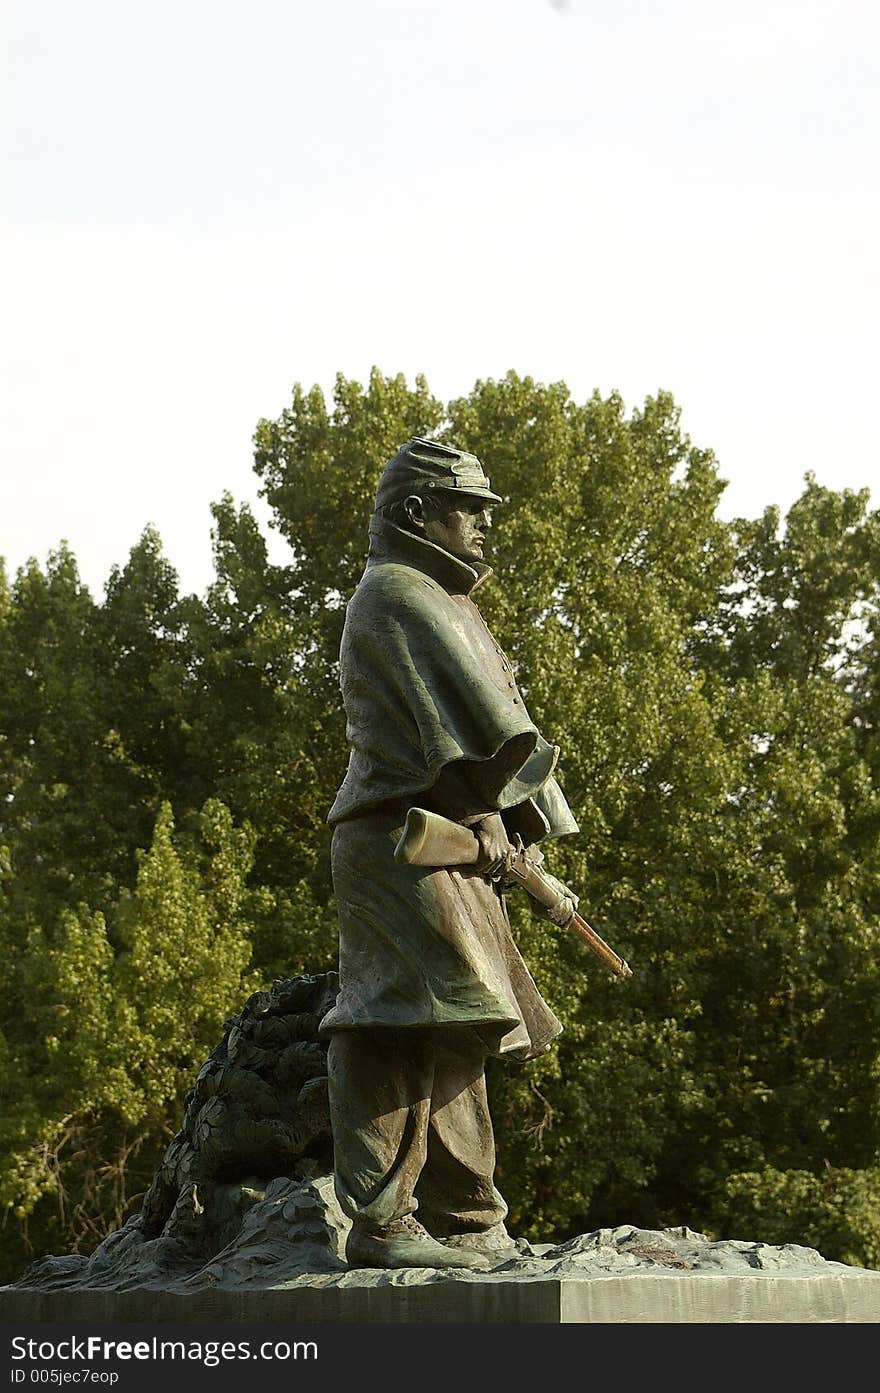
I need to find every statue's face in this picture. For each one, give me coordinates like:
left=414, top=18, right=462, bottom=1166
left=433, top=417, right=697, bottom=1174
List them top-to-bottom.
left=422, top=496, right=493, bottom=564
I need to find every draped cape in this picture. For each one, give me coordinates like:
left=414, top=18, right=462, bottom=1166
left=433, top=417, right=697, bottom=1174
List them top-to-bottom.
left=321, top=517, right=578, bottom=1059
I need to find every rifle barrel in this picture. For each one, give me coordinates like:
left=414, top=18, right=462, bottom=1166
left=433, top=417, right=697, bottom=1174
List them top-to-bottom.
left=566, top=911, right=633, bottom=979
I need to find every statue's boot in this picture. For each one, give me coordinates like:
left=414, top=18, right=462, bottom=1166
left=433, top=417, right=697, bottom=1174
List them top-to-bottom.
left=345, top=1214, right=490, bottom=1270
left=441, top=1222, right=517, bottom=1258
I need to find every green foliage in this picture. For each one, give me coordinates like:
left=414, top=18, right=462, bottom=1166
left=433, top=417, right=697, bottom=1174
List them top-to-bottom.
left=3, top=367, right=880, bottom=1274
left=250, top=370, right=880, bottom=1266
left=0, top=800, right=255, bottom=1277
left=715, top=1166, right=880, bottom=1271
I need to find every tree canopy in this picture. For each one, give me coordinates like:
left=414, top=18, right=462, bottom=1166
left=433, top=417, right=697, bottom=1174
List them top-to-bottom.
left=2, top=368, right=880, bottom=1279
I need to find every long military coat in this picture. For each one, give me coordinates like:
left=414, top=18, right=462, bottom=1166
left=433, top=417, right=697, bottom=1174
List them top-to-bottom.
left=321, top=517, right=578, bottom=1061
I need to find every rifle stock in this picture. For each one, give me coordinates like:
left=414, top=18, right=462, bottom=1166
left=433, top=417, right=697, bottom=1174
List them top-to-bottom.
left=393, top=807, right=633, bottom=980
left=394, top=807, right=480, bottom=867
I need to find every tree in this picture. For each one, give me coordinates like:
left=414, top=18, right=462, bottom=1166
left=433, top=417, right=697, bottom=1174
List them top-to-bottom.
left=4, top=368, right=880, bottom=1273
left=252, top=370, right=880, bottom=1258
left=0, top=798, right=255, bottom=1279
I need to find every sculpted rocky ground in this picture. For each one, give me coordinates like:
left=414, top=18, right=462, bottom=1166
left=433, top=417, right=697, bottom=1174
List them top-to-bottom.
left=13, top=1169, right=867, bottom=1292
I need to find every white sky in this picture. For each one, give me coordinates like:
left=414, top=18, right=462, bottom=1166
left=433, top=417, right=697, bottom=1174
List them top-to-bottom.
left=2, top=0, right=879, bottom=598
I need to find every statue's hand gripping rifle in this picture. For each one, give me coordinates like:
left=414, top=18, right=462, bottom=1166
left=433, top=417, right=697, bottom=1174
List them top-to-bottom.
left=393, top=808, right=633, bottom=981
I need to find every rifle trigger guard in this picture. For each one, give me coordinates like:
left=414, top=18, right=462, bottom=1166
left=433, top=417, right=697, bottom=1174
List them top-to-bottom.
left=493, top=833, right=525, bottom=886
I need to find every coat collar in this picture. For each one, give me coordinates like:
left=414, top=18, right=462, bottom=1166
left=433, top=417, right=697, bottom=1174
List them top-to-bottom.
left=366, top=515, right=493, bottom=596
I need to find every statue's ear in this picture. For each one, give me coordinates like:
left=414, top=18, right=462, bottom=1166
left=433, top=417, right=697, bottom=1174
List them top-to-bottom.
left=403, top=494, right=426, bottom=531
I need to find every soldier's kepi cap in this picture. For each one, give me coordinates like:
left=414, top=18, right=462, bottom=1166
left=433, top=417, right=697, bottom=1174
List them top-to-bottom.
left=374, top=437, right=502, bottom=512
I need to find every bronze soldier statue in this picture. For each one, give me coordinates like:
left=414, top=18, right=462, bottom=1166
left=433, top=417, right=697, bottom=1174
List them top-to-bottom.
left=320, top=436, right=580, bottom=1270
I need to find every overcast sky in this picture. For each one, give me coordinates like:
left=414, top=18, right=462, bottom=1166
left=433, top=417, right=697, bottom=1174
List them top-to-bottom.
left=3, top=0, right=879, bottom=597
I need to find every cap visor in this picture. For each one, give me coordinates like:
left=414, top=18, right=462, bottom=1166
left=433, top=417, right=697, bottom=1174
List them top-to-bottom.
left=432, top=485, right=503, bottom=504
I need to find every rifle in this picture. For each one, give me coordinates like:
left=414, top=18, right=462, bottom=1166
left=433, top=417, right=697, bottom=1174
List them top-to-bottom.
left=393, top=807, right=633, bottom=980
